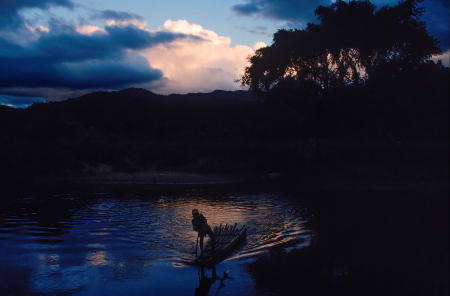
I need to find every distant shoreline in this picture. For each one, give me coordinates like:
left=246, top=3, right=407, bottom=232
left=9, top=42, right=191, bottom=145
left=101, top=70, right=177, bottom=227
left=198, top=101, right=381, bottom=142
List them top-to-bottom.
left=66, top=169, right=246, bottom=185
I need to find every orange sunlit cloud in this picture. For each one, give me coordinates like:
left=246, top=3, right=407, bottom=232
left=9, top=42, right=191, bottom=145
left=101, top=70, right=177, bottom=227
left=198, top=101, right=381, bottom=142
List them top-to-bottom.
left=140, top=20, right=266, bottom=94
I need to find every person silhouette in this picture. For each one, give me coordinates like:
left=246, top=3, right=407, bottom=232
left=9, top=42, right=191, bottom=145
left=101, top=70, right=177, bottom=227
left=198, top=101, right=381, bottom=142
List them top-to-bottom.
left=192, top=209, right=215, bottom=256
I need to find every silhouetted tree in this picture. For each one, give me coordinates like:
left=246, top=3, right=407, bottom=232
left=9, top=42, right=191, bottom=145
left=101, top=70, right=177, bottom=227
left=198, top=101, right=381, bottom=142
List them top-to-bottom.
left=241, top=0, right=441, bottom=95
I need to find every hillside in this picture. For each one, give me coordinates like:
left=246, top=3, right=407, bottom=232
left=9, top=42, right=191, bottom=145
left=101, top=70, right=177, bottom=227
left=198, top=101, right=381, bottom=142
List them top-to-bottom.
left=0, top=84, right=447, bottom=191
left=0, top=89, right=283, bottom=181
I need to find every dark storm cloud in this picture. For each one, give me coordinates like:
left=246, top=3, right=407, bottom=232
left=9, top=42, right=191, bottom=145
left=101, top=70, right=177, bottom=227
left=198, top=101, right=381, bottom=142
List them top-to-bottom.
left=0, top=0, right=73, bottom=29
left=0, top=0, right=206, bottom=94
left=232, top=0, right=449, bottom=50
left=232, top=0, right=330, bottom=23
left=421, top=0, right=449, bottom=50
left=0, top=1, right=205, bottom=98
left=232, top=2, right=261, bottom=15
left=95, top=9, right=144, bottom=21
left=27, top=20, right=196, bottom=62
left=0, top=23, right=198, bottom=89
left=105, top=25, right=198, bottom=50
left=0, top=51, right=163, bottom=89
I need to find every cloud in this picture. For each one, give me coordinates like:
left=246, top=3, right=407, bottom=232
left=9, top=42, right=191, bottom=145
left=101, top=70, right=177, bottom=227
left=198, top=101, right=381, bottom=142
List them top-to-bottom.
left=0, top=0, right=73, bottom=29
left=232, top=0, right=449, bottom=50
left=232, top=0, right=330, bottom=24
left=421, top=0, right=449, bottom=50
left=0, top=1, right=207, bottom=101
left=232, top=3, right=261, bottom=15
left=0, top=4, right=265, bottom=100
left=93, top=9, right=147, bottom=28
left=97, top=10, right=143, bottom=21
left=0, top=15, right=200, bottom=97
left=140, top=20, right=264, bottom=94
left=105, top=24, right=198, bottom=49
left=76, top=25, right=105, bottom=35
left=235, top=25, right=271, bottom=37
left=252, top=41, right=267, bottom=50
left=0, top=49, right=163, bottom=89
left=432, top=50, right=450, bottom=67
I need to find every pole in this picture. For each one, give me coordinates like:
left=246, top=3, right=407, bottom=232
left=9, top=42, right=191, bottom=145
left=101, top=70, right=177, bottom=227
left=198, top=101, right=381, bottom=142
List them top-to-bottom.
left=195, top=234, right=199, bottom=257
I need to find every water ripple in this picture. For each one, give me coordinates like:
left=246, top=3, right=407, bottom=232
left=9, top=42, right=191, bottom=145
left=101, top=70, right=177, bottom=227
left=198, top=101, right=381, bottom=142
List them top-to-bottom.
left=0, top=191, right=312, bottom=295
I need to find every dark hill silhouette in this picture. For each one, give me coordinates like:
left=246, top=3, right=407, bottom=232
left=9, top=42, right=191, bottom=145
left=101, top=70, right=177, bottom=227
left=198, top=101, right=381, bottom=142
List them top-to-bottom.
left=0, top=68, right=447, bottom=188
left=0, top=88, right=278, bottom=183
left=21, top=88, right=257, bottom=127
left=168, top=90, right=259, bottom=101
left=0, top=105, right=15, bottom=112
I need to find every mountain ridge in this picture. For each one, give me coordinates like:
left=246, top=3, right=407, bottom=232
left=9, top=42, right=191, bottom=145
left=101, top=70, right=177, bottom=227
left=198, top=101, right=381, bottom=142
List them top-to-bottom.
left=0, top=88, right=258, bottom=111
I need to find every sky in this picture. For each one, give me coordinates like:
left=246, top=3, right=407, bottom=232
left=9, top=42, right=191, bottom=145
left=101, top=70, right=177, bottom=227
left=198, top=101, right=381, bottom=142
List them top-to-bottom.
left=0, top=0, right=448, bottom=107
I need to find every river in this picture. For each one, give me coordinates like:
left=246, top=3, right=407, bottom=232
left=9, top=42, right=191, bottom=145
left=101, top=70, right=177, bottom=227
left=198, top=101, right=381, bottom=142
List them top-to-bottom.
left=0, top=185, right=312, bottom=296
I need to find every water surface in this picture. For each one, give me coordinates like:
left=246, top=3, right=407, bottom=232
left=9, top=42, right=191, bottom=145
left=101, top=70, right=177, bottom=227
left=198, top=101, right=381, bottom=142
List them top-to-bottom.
left=0, top=187, right=312, bottom=295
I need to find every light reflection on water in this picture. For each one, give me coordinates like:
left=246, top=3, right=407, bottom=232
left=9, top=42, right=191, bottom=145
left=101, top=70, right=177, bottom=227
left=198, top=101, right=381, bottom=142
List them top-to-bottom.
left=0, top=190, right=312, bottom=295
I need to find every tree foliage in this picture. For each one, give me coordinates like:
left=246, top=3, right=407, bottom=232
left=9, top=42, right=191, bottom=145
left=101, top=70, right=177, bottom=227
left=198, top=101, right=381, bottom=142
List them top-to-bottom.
left=241, top=0, right=441, bottom=94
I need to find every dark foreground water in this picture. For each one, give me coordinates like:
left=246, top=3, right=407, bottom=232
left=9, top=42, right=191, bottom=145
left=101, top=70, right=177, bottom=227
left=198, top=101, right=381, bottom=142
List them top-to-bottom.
left=0, top=186, right=312, bottom=296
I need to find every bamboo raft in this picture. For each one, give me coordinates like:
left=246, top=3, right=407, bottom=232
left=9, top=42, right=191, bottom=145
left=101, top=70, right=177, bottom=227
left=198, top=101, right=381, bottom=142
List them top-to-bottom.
left=192, top=223, right=247, bottom=266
